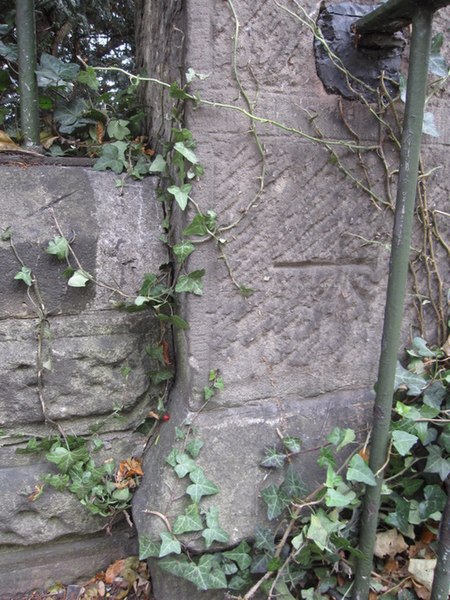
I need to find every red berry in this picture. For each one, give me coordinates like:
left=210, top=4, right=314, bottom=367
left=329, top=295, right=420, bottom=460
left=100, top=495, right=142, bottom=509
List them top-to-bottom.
left=162, top=413, right=170, bottom=422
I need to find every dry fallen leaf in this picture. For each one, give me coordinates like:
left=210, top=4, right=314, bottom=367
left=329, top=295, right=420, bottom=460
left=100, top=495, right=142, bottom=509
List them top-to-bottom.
left=116, top=457, right=144, bottom=484
left=374, top=529, right=408, bottom=558
left=408, top=558, right=437, bottom=590
left=104, top=559, right=125, bottom=584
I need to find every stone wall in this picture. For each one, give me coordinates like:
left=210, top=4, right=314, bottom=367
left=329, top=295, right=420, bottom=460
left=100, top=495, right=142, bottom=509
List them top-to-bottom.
left=133, top=1, right=449, bottom=599
left=0, top=166, right=166, bottom=597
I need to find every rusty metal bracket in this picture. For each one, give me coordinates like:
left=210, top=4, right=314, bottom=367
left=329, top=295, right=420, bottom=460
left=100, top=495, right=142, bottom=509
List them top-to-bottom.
left=314, top=2, right=406, bottom=101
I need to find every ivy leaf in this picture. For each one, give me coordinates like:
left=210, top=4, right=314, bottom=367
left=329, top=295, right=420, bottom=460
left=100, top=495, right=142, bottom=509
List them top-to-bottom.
left=429, top=33, right=449, bottom=77
left=36, top=53, right=80, bottom=88
left=77, top=66, right=99, bottom=90
left=169, top=82, right=191, bottom=100
left=54, top=98, right=95, bottom=133
left=422, top=112, right=439, bottom=138
left=107, top=119, right=131, bottom=141
left=174, top=141, right=198, bottom=164
left=93, top=142, right=127, bottom=174
left=149, top=154, right=167, bottom=173
left=167, top=184, right=192, bottom=210
left=183, top=211, right=217, bottom=237
left=46, top=236, right=69, bottom=260
left=173, top=241, right=195, bottom=265
left=14, top=266, right=32, bottom=287
left=67, top=269, right=91, bottom=287
left=175, top=270, right=205, bottom=296
left=156, top=313, right=190, bottom=330
left=410, top=336, right=437, bottom=358
left=394, top=362, right=427, bottom=395
left=149, top=367, right=173, bottom=385
left=423, top=382, right=447, bottom=409
left=327, top=427, right=356, bottom=451
left=392, top=430, right=418, bottom=456
left=282, top=435, right=302, bottom=454
left=186, top=438, right=204, bottom=459
left=45, top=445, right=89, bottom=474
left=425, top=445, right=450, bottom=481
left=260, top=447, right=286, bottom=469
left=166, top=448, right=179, bottom=468
left=173, top=453, right=198, bottom=478
left=347, top=454, right=377, bottom=486
left=280, top=465, right=308, bottom=500
left=186, top=468, right=220, bottom=502
left=261, top=483, right=290, bottom=520
left=419, top=484, right=447, bottom=520
left=325, top=486, right=357, bottom=508
left=173, top=503, right=204, bottom=535
left=202, top=506, right=230, bottom=548
left=306, top=514, right=331, bottom=551
left=254, top=526, right=275, bottom=553
left=159, top=531, right=181, bottom=558
left=139, top=535, right=161, bottom=559
left=223, top=541, right=252, bottom=570
left=160, top=554, right=227, bottom=591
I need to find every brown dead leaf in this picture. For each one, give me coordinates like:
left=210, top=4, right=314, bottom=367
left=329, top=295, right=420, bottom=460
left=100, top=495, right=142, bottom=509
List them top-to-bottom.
left=96, top=122, right=105, bottom=144
left=0, top=130, right=23, bottom=152
left=162, top=339, right=171, bottom=365
left=116, top=457, right=144, bottom=484
left=374, top=529, right=408, bottom=558
left=408, top=558, right=437, bottom=590
left=104, top=559, right=125, bottom=584
left=413, top=581, right=431, bottom=600
left=369, top=591, right=378, bottom=600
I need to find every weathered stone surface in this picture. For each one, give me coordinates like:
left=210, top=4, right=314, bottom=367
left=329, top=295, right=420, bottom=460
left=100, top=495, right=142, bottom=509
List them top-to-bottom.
left=134, top=1, right=449, bottom=598
left=0, top=166, right=167, bottom=595
left=0, top=526, right=137, bottom=598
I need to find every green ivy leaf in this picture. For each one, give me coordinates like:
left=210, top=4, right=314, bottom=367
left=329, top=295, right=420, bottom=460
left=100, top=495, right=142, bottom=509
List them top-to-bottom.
left=36, top=53, right=80, bottom=88
left=77, top=66, right=99, bottom=90
left=54, top=98, right=94, bottom=133
left=422, top=112, right=439, bottom=138
left=107, top=119, right=131, bottom=141
left=174, top=141, right=198, bottom=164
left=93, top=142, right=128, bottom=174
left=149, top=154, right=167, bottom=173
left=167, top=184, right=192, bottom=210
left=182, top=211, right=217, bottom=237
left=46, top=236, right=69, bottom=260
left=173, top=241, right=195, bottom=265
left=14, top=266, right=32, bottom=287
left=67, top=269, right=91, bottom=287
left=175, top=269, right=205, bottom=296
left=156, top=313, right=190, bottom=330
left=410, top=336, right=438, bottom=358
left=394, top=362, right=427, bottom=395
left=149, top=367, right=174, bottom=385
left=327, top=427, right=356, bottom=451
left=392, top=430, right=418, bottom=456
left=282, top=435, right=302, bottom=454
left=186, top=438, right=204, bottom=459
left=45, top=445, right=90, bottom=474
left=425, top=445, right=450, bottom=481
left=260, top=447, right=286, bottom=469
left=166, top=448, right=179, bottom=468
left=173, top=453, right=198, bottom=478
left=346, top=455, right=377, bottom=486
left=280, top=465, right=308, bottom=500
left=186, top=468, right=220, bottom=503
left=261, top=483, right=290, bottom=520
left=418, top=484, right=447, bottom=521
left=325, top=486, right=357, bottom=508
left=173, top=503, right=204, bottom=535
left=202, top=506, right=230, bottom=548
left=305, top=514, right=330, bottom=551
left=254, top=526, right=275, bottom=553
left=159, top=531, right=181, bottom=558
left=139, top=535, right=161, bottom=559
left=223, top=541, right=252, bottom=570
left=160, top=554, right=227, bottom=591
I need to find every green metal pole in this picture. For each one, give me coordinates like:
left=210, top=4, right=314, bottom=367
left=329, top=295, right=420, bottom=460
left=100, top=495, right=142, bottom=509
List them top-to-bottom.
left=16, top=0, right=40, bottom=148
left=352, top=0, right=449, bottom=33
left=352, top=7, right=434, bottom=599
